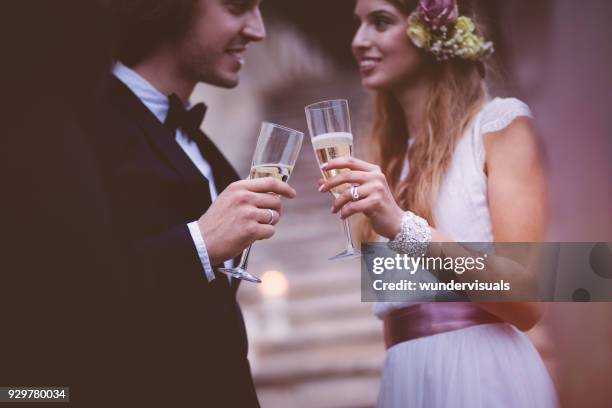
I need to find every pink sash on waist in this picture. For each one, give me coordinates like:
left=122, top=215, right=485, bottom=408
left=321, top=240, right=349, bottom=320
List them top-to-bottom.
left=383, top=303, right=502, bottom=349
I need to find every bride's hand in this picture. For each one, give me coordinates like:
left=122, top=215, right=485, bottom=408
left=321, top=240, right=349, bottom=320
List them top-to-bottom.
left=318, top=157, right=405, bottom=240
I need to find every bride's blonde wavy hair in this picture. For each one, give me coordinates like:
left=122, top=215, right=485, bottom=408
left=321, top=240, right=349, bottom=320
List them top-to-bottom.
left=359, top=0, right=493, bottom=241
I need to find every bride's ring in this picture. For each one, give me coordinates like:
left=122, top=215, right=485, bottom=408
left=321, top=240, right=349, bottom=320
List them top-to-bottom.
left=350, top=185, right=360, bottom=202
left=266, top=209, right=276, bottom=225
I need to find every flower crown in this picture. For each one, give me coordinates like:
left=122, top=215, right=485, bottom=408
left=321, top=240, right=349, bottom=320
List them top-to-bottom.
left=406, top=0, right=494, bottom=62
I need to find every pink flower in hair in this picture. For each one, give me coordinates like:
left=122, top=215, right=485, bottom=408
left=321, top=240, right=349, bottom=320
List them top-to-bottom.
left=418, top=0, right=459, bottom=29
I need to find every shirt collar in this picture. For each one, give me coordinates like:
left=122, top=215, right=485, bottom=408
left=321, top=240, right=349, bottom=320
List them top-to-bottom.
left=113, top=61, right=192, bottom=124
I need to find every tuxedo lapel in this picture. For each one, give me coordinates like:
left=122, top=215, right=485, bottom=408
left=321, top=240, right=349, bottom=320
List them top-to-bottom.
left=108, top=77, right=212, bottom=206
left=193, top=129, right=240, bottom=193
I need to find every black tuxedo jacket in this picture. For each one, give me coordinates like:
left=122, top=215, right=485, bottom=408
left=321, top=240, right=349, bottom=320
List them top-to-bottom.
left=92, top=76, right=259, bottom=407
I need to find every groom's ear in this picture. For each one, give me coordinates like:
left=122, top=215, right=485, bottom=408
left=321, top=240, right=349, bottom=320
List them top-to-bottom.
left=111, top=0, right=197, bottom=67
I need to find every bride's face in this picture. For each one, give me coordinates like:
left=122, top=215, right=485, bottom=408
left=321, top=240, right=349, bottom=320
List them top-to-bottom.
left=352, top=0, right=423, bottom=91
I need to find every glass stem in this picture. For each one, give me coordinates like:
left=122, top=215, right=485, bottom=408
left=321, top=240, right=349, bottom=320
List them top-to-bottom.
left=342, top=218, right=355, bottom=251
left=237, top=244, right=252, bottom=270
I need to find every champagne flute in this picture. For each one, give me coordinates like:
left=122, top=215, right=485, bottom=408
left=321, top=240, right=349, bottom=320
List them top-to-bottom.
left=305, top=99, right=361, bottom=260
left=218, top=122, right=303, bottom=283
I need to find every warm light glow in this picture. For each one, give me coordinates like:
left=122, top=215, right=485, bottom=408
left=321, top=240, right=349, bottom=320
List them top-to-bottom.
left=259, top=270, right=289, bottom=298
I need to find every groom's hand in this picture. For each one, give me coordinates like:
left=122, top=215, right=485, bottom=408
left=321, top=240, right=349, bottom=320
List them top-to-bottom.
left=198, top=177, right=296, bottom=265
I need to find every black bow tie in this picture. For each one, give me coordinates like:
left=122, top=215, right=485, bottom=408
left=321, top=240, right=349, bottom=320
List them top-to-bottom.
left=164, top=93, right=207, bottom=136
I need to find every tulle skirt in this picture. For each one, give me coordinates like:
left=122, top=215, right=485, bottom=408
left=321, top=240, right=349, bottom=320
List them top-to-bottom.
left=377, top=323, right=559, bottom=408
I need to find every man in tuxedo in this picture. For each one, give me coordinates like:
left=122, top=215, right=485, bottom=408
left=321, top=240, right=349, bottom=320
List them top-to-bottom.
left=95, top=0, right=294, bottom=405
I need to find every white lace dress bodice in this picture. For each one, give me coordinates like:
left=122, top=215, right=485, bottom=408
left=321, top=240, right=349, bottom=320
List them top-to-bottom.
left=373, top=97, right=533, bottom=318
left=434, top=97, right=533, bottom=241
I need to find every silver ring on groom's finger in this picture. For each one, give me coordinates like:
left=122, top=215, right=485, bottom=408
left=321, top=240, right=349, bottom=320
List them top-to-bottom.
left=350, top=185, right=360, bottom=202
left=266, top=209, right=275, bottom=225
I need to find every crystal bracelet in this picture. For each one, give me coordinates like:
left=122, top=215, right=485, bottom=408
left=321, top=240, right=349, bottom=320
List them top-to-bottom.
left=387, top=211, right=432, bottom=257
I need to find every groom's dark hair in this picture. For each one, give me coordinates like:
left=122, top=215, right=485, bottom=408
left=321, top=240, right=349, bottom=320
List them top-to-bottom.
left=112, top=0, right=198, bottom=67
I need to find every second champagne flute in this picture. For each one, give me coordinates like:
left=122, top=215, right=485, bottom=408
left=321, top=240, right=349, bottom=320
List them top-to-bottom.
left=305, top=99, right=361, bottom=261
left=218, top=122, right=303, bottom=283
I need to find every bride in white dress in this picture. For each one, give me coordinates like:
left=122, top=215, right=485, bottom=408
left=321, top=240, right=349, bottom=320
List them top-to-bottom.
left=318, top=0, right=559, bottom=406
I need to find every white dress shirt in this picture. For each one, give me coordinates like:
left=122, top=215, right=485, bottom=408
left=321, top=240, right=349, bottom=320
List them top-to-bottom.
left=113, top=62, right=231, bottom=282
